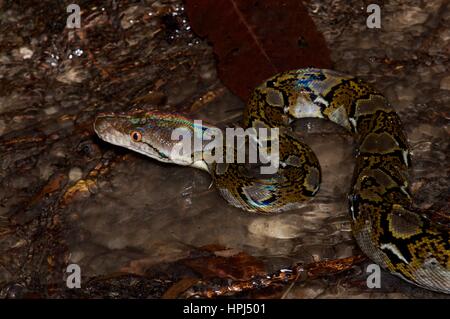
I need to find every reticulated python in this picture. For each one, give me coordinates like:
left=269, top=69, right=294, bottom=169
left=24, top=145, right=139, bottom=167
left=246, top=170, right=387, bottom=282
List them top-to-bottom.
left=94, top=68, right=450, bottom=294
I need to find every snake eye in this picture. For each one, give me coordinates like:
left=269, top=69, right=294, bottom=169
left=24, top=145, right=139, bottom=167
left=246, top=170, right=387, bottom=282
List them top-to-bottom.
left=130, top=131, right=142, bottom=142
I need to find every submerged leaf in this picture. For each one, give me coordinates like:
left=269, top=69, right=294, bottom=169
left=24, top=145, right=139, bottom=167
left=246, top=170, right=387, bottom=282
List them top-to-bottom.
left=185, top=0, right=332, bottom=100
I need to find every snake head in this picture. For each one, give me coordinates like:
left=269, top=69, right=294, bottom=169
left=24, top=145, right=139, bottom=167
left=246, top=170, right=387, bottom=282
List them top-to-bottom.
left=94, top=111, right=196, bottom=166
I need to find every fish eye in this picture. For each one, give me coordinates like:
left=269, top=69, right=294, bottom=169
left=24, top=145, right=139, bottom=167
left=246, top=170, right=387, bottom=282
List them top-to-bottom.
left=130, top=131, right=142, bottom=142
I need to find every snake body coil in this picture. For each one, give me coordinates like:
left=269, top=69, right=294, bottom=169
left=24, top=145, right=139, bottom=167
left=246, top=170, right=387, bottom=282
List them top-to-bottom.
left=94, top=68, right=450, bottom=293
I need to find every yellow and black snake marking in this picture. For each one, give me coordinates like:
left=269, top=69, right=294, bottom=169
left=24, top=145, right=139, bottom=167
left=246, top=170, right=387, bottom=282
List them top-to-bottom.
left=94, top=68, right=450, bottom=294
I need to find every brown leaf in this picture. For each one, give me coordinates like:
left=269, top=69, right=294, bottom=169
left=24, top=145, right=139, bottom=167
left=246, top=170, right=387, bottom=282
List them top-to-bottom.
left=185, top=0, right=332, bottom=101
left=183, top=251, right=266, bottom=280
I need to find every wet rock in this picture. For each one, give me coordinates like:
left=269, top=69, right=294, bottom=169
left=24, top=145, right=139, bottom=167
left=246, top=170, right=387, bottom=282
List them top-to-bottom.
left=1, top=0, right=449, bottom=300
left=120, top=5, right=141, bottom=30
left=392, top=7, right=429, bottom=30
left=440, top=28, right=450, bottom=42
left=379, top=32, right=404, bottom=45
left=356, top=35, right=377, bottom=49
left=18, top=46, right=33, bottom=59
left=356, top=62, right=370, bottom=75
left=199, top=63, right=217, bottom=82
left=431, top=64, right=447, bottom=74
left=417, top=65, right=433, bottom=83
left=56, top=67, right=88, bottom=84
left=439, top=75, right=450, bottom=91
left=166, top=79, right=200, bottom=105
left=395, top=84, right=416, bottom=102
left=44, top=106, right=57, bottom=115
left=0, top=119, right=5, bottom=136
left=69, top=167, right=83, bottom=182
left=11, top=175, right=34, bottom=189
left=333, top=242, right=354, bottom=259
left=69, top=250, right=85, bottom=264
left=288, top=281, right=326, bottom=299
left=0, top=282, right=26, bottom=298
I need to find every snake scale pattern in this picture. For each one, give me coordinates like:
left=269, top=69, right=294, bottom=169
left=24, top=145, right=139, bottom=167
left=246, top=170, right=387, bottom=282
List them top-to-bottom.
left=94, top=68, right=450, bottom=294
